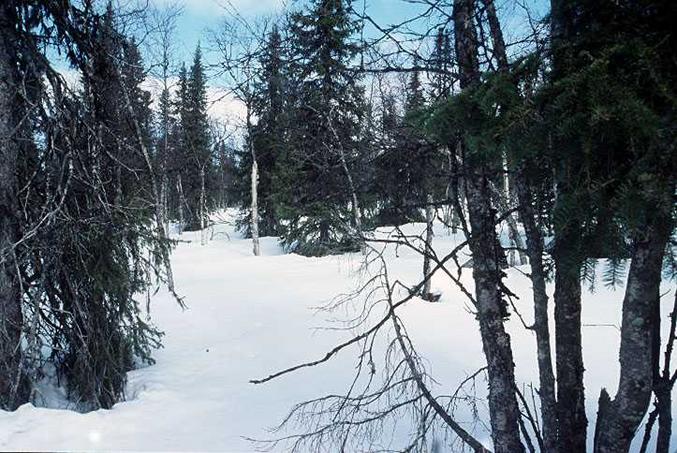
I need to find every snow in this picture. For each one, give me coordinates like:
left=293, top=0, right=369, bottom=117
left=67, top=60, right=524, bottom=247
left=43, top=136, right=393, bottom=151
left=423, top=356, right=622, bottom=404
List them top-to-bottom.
left=0, top=211, right=674, bottom=452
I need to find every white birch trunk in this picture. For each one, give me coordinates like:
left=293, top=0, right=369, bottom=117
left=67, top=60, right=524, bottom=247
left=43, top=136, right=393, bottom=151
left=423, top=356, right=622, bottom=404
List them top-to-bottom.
left=501, top=153, right=528, bottom=266
left=250, top=159, right=260, bottom=256
left=200, top=167, right=206, bottom=246
left=177, top=175, right=184, bottom=235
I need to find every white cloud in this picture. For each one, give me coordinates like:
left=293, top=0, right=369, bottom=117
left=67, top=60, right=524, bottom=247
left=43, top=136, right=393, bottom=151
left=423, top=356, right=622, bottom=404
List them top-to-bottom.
left=141, top=75, right=245, bottom=127
left=206, top=86, right=246, bottom=125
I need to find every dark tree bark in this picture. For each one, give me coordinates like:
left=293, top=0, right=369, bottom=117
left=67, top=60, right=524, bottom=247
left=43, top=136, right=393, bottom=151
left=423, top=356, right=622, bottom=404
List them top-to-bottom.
left=453, top=0, right=524, bottom=451
left=481, top=0, right=507, bottom=71
left=549, top=0, right=588, bottom=449
left=0, top=2, right=28, bottom=411
left=480, top=2, right=555, bottom=448
left=515, top=172, right=557, bottom=452
left=464, top=173, right=525, bottom=453
left=594, top=215, right=672, bottom=453
left=553, top=224, right=587, bottom=452
left=639, top=270, right=674, bottom=453
left=654, top=375, right=672, bottom=453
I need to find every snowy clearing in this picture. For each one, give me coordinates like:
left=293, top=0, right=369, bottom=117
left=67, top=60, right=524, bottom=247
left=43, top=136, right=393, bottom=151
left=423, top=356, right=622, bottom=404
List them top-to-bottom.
left=0, top=214, right=674, bottom=452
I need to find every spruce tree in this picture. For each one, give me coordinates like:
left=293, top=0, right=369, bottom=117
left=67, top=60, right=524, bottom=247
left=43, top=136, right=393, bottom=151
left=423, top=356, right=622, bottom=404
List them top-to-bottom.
left=0, top=0, right=31, bottom=410
left=277, top=0, right=365, bottom=256
left=0, top=3, right=168, bottom=410
left=44, top=6, right=162, bottom=409
left=235, top=24, right=287, bottom=237
left=429, top=27, right=453, bottom=102
left=174, top=46, right=214, bottom=231
left=373, top=70, right=437, bottom=227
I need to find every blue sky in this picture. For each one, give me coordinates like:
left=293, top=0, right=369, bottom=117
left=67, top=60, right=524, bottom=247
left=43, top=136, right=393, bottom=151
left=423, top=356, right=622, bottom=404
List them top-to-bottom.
left=129, top=0, right=549, bottom=126
left=160, top=0, right=549, bottom=68
left=163, top=0, right=284, bottom=62
left=166, top=0, right=428, bottom=63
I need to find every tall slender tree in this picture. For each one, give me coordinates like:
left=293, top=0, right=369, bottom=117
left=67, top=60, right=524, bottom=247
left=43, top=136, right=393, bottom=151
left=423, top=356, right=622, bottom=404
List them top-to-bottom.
left=277, top=0, right=365, bottom=256
left=451, top=0, right=524, bottom=450
left=175, top=46, right=213, bottom=231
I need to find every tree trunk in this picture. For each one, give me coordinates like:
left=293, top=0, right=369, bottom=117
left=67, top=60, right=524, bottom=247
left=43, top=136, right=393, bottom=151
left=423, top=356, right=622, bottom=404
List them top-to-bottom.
left=453, top=0, right=524, bottom=450
left=481, top=0, right=527, bottom=268
left=481, top=0, right=507, bottom=69
left=482, top=0, right=556, bottom=444
left=549, top=1, right=588, bottom=450
left=0, top=4, right=27, bottom=411
left=247, top=108, right=260, bottom=256
left=338, top=143, right=364, bottom=252
left=447, top=150, right=463, bottom=235
left=250, top=159, right=260, bottom=256
left=200, top=166, right=207, bottom=246
left=501, top=167, right=528, bottom=267
left=465, top=169, right=525, bottom=453
left=515, top=171, right=557, bottom=452
left=161, top=174, right=169, bottom=234
left=177, top=175, right=185, bottom=235
left=492, top=180, right=528, bottom=267
left=422, top=193, right=435, bottom=299
left=594, top=217, right=671, bottom=453
left=319, top=220, right=330, bottom=244
left=553, top=230, right=587, bottom=452
left=653, top=293, right=676, bottom=453
left=655, top=381, right=672, bottom=453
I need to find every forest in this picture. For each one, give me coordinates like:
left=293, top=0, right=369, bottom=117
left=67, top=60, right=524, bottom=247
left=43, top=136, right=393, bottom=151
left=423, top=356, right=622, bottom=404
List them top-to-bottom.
left=0, top=0, right=675, bottom=452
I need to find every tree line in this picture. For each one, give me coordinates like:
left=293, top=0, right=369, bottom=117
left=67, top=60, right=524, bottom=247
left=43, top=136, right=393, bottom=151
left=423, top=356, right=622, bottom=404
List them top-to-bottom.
left=1, top=0, right=675, bottom=452
left=236, top=0, right=676, bottom=452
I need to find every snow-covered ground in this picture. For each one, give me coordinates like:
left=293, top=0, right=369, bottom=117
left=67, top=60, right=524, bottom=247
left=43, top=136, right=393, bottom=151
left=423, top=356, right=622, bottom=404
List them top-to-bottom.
left=0, top=212, right=674, bottom=452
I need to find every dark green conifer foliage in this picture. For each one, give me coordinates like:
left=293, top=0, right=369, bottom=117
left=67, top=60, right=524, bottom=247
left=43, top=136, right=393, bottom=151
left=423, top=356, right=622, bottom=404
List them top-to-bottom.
left=276, top=0, right=366, bottom=256
left=15, top=4, right=166, bottom=409
left=59, top=7, right=160, bottom=409
left=235, top=25, right=287, bottom=237
left=429, top=27, right=453, bottom=102
left=175, top=46, right=214, bottom=230
left=166, top=63, right=190, bottom=223
left=372, top=69, right=440, bottom=227
left=214, top=140, right=238, bottom=208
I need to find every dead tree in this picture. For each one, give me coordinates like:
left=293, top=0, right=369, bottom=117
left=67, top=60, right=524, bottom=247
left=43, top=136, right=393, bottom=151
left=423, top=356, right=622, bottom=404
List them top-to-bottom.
left=212, top=16, right=270, bottom=256
left=247, top=106, right=260, bottom=255
left=250, top=231, right=492, bottom=452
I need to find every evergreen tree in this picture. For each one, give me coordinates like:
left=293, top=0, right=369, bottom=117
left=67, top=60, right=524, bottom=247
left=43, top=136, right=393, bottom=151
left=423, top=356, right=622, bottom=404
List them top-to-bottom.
left=277, top=0, right=365, bottom=256
left=0, top=2, right=169, bottom=410
left=46, top=6, right=162, bottom=409
left=236, top=24, right=287, bottom=237
left=429, top=27, right=453, bottom=101
left=174, top=46, right=214, bottom=230
left=168, top=63, right=189, bottom=226
left=373, top=70, right=438, bottom=227
left=156, top=75, right=176, bottom=228
left=214, top=140, right=238, bottom=208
